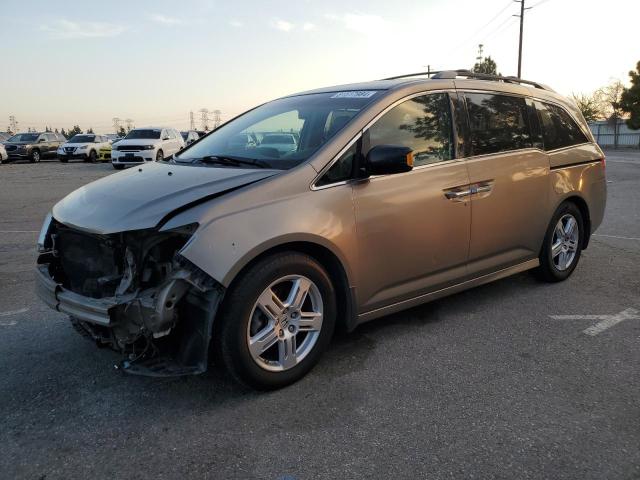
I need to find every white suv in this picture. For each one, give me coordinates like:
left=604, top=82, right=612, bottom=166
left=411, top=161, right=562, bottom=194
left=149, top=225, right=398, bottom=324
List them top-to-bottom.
left=111, top=127, right=184, bottom=170
left=57, top=134, right=112, bottom=163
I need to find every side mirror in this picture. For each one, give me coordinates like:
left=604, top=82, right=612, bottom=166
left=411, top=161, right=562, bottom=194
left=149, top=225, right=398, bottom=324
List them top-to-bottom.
left=163, top=136, right=170, bottom=141
left=38, top=138, right=46, bottom=143
left=366, top=144, right=414, bottom=175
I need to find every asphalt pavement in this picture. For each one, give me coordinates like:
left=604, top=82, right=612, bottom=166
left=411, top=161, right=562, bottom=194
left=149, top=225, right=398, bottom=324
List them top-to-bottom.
left=0, top=153, right=638, bottom=479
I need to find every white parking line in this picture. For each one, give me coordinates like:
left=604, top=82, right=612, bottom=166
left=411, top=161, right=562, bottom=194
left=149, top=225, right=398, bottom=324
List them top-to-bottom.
left=0, top=230, right=38, bottom=233
left=593, top=234, right=640, bottom=241
left=0, top=308, right=29, bottom=317
left=549, top=308, right=639, bottom=336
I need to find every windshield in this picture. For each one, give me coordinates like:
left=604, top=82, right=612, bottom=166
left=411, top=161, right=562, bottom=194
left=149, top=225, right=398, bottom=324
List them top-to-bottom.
left=175, top=91, right=378, bottom=169
left=125, top=129, right=161, bottom=140
left=181, top=132, right=188, bottom=140
left=8, top=133, right=39, bottom=142
left=68, top=135, right=95, bottom=143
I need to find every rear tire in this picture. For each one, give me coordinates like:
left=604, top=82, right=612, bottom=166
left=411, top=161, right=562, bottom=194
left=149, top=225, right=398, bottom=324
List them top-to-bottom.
left=533, top=201, right=584, bottom=283
left=214, top=252, right=336, bottom=390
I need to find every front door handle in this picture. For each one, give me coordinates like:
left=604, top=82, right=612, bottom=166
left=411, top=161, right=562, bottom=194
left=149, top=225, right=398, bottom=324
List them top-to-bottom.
left=444, top=188, right=472, bottom=200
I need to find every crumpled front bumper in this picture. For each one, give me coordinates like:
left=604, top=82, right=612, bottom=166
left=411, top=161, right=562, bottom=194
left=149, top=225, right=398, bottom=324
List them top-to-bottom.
left=36, top=265, right=116, bottom=326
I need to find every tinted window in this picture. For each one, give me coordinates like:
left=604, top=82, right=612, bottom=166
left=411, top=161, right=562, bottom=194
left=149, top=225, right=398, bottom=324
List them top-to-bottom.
left=367, top=93, right=453, bottom=166
left=465, top=93, right=532, bottom=155
left=535, top=101, right=588, bottom=151
left=126, top=129, right=161, bottom=140
left=316, top=142, right=357, bottom=186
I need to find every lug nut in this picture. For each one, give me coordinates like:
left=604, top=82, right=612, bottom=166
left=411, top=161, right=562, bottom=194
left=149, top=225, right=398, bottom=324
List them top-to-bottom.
left=288, top=325, right=295, bottom=333
left=278, top=330, right=285, bottom=337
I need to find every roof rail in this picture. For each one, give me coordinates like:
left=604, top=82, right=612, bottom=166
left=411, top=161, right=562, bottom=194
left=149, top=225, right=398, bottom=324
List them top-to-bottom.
left=382, top=69, right=554, bottom=92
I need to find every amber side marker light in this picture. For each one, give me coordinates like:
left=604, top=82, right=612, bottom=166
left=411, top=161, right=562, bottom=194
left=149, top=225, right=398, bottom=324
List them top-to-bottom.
left=406, top=152, right=415, bottom=168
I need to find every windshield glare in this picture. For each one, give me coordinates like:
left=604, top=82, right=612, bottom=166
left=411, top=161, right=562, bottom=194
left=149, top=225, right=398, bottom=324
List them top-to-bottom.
left=175, top=92, right=377, bottom=169
left=126, top=129, right=161, bottom=140
left=8, top=133, right=39, bottom=142
left=68, top=135, right=95, bottom=143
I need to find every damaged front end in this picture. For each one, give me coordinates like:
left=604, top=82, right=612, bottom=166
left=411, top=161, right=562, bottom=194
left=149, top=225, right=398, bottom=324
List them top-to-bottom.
left=36, top=217, right=224, bottom=376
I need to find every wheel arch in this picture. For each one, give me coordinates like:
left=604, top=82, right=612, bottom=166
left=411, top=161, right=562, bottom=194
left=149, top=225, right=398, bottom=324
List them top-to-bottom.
left=557, top=194, right=592, bottom=249
left=222, top=240, right=357, bottom=333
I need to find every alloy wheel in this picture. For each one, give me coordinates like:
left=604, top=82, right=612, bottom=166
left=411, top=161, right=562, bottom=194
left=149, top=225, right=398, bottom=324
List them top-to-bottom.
left=551, top=213, right=579, bottom=271
left=247, top=275, right=323, bottom=372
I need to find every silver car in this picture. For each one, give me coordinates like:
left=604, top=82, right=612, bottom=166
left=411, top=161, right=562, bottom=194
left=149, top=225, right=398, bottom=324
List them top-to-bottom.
left=36, top=70, right=606, bottom=389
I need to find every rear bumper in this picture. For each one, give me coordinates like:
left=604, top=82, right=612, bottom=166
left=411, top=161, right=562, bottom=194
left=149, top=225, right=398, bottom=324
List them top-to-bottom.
left=36, top=265, right=115, bottom=325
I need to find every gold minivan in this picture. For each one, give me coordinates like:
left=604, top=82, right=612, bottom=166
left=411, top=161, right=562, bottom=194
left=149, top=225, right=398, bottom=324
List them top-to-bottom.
left=36, top=70, right=606, bottom=389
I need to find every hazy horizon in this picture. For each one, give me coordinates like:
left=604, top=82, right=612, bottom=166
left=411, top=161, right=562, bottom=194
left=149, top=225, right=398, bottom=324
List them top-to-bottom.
left=1, top=0, right=638, bottom=133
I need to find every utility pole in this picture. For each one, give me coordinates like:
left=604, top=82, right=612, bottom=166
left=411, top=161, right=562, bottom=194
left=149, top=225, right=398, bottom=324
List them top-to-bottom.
left=514, top=0, right=531, bottom=78
left=476, top=44, right=484, bottom=64
left=199, top=108, right=209, bottom=131
left=213, top=110, right=221, bottom=129
left=189, top=111, right=195, bottom=130
left=9, top=115, right=18, bottom=133
left=112, top=117, right=121, bottom=134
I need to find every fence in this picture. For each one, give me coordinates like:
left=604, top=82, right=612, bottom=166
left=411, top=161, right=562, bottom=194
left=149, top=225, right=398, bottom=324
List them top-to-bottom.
left=589, top=119, right=640, bottom=149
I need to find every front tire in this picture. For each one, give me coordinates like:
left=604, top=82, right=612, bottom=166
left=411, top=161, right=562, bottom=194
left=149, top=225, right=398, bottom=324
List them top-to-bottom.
left=30, top=149, right=41, bottom=163
left=88, top=150, right=97, bottom=163
left=156, top=150, right=164, bottom=162
left=113, top=164, right=124, bottom=170
left=534, top=202, right=584, bottom=282
left=214, top=252, right=337, bottom=390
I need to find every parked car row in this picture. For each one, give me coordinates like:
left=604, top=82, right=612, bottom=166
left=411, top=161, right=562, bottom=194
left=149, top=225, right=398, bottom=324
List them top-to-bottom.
left=0, top=128, right=203, bottom=166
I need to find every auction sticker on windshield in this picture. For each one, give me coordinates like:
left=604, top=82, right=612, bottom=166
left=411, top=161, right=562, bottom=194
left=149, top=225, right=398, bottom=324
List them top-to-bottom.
left=330, top=91, right=377, bottom=98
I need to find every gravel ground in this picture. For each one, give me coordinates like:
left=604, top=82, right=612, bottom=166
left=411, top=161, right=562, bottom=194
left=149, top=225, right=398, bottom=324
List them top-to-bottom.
left=0, top=153, right=638, bottom=480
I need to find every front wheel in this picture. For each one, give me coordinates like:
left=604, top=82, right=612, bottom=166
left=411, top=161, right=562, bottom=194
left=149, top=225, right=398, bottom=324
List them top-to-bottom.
left=30, top=149, right=41, bottom=163
left=88, top=150, right=97, bottom=163
left=156, top=150, right=163, bottom=162
left=112, top=164, right=124, bottom=170
left=534, top=202, right=584, bottom=282
left=214, top=252, right=336, bottom=390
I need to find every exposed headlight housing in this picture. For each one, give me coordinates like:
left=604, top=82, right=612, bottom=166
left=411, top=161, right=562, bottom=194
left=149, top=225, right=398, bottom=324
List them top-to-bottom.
left=77, top=145, right=87, bottom=150
left=37, top=212, right=53, bottom=253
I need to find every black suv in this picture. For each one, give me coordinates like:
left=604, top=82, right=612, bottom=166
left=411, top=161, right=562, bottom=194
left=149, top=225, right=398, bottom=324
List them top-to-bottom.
left=4, top=132, right=65, bottom=163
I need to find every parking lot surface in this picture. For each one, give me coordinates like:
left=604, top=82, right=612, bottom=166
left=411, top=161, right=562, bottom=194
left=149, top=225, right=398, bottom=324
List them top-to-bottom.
left=1, top=154, right=639, bottom=479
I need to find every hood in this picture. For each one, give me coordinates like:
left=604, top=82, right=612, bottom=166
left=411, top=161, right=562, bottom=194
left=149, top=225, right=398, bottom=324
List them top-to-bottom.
left=115, top=138, right=160, bottom=147
left=61, top=142, right=92, bottom=149
left=52, top=161, right=280, bottom=234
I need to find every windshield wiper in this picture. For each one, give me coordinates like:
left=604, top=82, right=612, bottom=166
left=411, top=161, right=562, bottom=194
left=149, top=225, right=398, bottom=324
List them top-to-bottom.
left=191, top=155, right=272, bottom=169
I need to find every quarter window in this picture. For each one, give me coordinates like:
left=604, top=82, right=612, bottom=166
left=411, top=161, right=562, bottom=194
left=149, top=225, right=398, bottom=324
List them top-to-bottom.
left=367, top=93, right=453, bottom=167
left=465, top=93, right=532, bottom=155
left=535, top=101, right=588, bottom=151
left=316, top=142, right=357, bottom=187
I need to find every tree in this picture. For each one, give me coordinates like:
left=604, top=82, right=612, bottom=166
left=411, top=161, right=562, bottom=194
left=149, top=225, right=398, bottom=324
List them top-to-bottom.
left=473, top=56, right=499, bottom=76
left=620, top=61, right=640, bottom=130
left=595, top=80, right=625, bottom=148
left=571, top=93, right=601, bottom=123
left=67, top=125, right=82, bottom=138
left=118, top=126, right=126, bottom=137
left=87, top=127, right=94, bottom=134
left=60, top=128, right=67, bottom=138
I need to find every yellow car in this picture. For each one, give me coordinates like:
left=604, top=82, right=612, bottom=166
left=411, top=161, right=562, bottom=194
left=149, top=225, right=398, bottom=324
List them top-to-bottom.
left=98, top=144, right=112, bottom=162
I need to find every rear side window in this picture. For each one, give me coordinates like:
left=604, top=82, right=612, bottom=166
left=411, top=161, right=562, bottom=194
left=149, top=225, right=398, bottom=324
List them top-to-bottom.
left=367, top=93, right=453, bottom=166
left=465, top=93, right=532, bottom=156
left=535, top=101, right=589, bottom=151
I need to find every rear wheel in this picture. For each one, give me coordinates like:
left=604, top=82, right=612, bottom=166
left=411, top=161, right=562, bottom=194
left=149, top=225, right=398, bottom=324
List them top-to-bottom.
left=30, top=149, right=41, bottom=163
left=534, top=202, right=584, bottom=282
left=214, top=252, right=336, bottom=390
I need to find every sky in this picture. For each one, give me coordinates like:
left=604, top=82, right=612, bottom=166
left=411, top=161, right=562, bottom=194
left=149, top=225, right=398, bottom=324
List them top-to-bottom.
left=0, top=0, right=638, bottom=133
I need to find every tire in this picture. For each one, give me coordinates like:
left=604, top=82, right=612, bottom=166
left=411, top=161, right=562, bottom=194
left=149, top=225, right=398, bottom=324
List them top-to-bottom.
left=30, top=149, right=41, bottom=163
left=88, top=150, right=97, bottom=163
left=156, top=150, right=164, bottom=162
left=59, top=157, right=68, bottom=163
left=113, top=164, right=124, bottom=170
left=533, top=201, right=584, bottom=282
left=214, top=252, right=337, bottom=390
